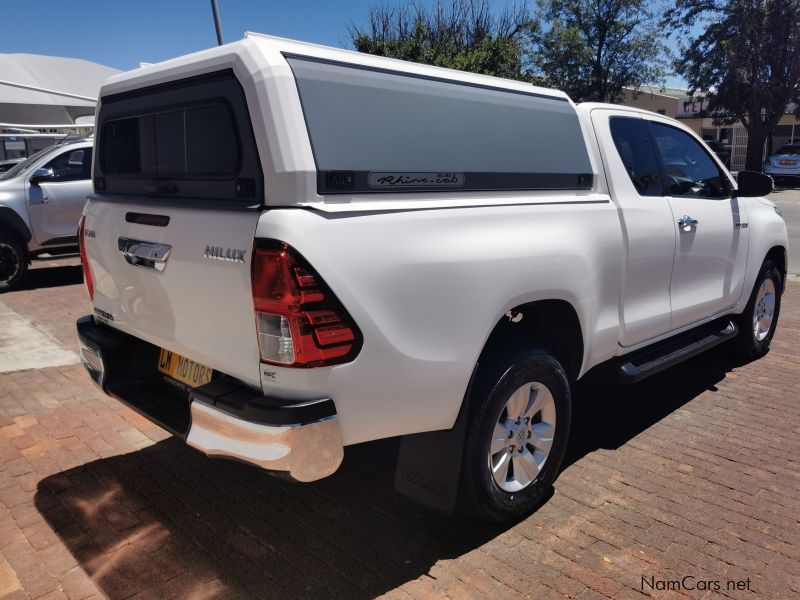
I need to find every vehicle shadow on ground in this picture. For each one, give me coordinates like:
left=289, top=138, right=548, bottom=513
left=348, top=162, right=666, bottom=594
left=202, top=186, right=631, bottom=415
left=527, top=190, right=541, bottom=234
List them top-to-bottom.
left=14, top=264, right=83, bottom=291
left=564, top=345, right=750, bottom=469
left=34, top=346, right=750, bottom=599
left=34, top=436, right=510, bottom=599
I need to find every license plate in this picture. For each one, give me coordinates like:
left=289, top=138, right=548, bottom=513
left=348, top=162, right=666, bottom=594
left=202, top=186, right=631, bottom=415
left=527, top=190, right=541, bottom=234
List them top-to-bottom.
left=779, top=159, right=796, bottom=165
left=157, top=349, right=213, bottom=388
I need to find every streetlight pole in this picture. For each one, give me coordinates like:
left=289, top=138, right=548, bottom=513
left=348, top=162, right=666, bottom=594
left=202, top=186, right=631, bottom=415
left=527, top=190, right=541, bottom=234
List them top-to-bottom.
left=210, top=0, right=224, bottom=46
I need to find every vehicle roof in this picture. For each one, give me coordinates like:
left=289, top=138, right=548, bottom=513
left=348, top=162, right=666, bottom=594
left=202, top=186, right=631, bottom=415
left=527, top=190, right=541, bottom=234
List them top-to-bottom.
left=101, top=32, right=573, bottom=104
left=248, top=33, right=571, bottom=100
left=576, top=102, right=702, bottom=130
left=577, top=102, right=668, bottom=117
left=57, top=138, right=93, bottom=147
left=33, top=139, right=93, bottom=153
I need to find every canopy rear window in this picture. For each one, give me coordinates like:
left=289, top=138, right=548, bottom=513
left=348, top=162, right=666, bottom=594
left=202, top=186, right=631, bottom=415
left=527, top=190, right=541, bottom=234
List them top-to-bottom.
left=285, top=55, right=593, bottom=194
left=95, top=70, right=262, bottom=205
left=102, top=103, right=238, bottom=177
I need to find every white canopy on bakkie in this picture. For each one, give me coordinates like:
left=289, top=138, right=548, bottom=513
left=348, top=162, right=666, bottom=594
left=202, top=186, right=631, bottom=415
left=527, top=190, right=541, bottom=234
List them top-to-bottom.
left=94, top=33, right=591, bottom=212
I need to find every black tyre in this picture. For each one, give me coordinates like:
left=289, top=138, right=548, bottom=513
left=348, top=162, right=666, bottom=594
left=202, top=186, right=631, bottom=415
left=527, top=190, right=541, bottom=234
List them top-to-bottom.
left=0, top=233, right=28, bottom=292
left=732, top=259, right=782, bottom=359
left=459, top=350, right=572, bottom=522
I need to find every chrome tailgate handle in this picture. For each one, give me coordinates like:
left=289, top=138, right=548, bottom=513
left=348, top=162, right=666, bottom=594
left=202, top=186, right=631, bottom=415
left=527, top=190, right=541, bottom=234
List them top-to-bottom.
left=118, top=237, right=172, bottom=272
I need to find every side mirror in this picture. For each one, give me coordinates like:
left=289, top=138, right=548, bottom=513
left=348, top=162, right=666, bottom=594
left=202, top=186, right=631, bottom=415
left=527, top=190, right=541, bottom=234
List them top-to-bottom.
left=29, top=168, right=54, bottom=185
left=736, top=170, right=773, bottom=197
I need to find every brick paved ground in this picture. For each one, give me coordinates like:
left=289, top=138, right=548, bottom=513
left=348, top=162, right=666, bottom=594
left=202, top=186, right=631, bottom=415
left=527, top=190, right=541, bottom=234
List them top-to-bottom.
left=0, top=257, right=798, bottom=599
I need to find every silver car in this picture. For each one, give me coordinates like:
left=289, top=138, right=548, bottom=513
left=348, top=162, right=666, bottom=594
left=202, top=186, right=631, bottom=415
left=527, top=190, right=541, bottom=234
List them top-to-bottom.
left=0, top=140, right=93, bottom=290
left=763, top=143, right=800, bottom=181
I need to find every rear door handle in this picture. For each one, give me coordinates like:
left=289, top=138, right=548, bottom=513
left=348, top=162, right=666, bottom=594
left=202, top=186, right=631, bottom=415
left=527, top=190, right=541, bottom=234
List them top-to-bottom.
left=677, top=215, right=699, bottom=230
left=118, top=237, right=172, bottom=272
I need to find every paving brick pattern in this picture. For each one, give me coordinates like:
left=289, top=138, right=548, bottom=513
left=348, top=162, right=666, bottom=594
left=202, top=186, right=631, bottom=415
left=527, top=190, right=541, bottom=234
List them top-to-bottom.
left=0, top=258, right=798, bottom=599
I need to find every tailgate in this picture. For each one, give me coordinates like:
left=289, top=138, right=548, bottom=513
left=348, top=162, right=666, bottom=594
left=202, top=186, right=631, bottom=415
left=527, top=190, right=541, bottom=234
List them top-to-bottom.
left=83, top=198, right=262, bottom=387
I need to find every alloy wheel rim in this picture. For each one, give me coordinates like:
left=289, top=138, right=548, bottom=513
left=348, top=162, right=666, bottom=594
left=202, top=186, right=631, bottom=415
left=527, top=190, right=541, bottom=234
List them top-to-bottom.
left=0, top=242, right=20, bottom=283
left=752, top=279, right=776, bottom=342
left=488, top=381, right=557, bottom=493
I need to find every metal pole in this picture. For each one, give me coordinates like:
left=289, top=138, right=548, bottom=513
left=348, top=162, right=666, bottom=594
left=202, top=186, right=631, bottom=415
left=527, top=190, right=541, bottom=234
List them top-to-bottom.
left=210, top=0, right=224, bottom=46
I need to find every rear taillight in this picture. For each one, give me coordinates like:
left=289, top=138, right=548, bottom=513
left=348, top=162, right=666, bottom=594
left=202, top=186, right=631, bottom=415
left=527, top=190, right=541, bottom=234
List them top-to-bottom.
left=78, top=216, right=94, bottom=300
left=252, top=241, right=360, bottom=367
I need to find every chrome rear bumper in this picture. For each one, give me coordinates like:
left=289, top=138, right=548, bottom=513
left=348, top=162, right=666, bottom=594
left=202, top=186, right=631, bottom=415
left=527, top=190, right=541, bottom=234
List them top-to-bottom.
left=76, top=315, right=344, bottom=482
left=187, top=399, right=343, bottom=482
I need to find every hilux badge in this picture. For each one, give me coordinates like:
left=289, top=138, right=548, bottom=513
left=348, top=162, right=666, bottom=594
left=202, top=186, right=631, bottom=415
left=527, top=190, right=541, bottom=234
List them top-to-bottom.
left=204, top=245, right=246, bottom=263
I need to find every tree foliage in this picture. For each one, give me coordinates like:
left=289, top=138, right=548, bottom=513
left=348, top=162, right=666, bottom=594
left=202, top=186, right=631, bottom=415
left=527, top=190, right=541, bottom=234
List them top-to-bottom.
left=347, top=0, right=532, bottom=80
left=530, top=0, right=669, bottom=102
left=666, top=0, right=800, bottom=170
left=349, top=1, right=670, bottom=100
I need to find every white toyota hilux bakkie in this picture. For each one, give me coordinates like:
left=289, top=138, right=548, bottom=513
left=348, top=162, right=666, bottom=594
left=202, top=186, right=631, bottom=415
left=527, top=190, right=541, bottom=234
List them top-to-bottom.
left=77, top=33, right=788, bottom=521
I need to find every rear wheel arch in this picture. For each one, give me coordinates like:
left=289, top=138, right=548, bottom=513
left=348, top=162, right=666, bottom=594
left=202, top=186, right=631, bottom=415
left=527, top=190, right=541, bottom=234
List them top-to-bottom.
left=394, top=299, right=584, bottom=516
left=475, top=299, right=584, bottom=387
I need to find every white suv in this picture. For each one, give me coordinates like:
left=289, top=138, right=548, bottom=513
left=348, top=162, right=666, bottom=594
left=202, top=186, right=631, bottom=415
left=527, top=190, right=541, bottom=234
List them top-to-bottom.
left=0, top=140, right=93, bottom=290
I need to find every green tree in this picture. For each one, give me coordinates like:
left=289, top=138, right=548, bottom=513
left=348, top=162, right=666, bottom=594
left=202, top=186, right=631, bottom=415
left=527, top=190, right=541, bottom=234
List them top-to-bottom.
left=347, top=0, right=533, bottom=81
left=530, top=0, right=669, bottom=102
left=666, top=0, right=800, bottom=171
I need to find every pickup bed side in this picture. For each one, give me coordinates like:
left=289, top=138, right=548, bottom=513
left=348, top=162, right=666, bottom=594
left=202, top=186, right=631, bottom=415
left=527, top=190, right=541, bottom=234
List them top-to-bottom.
left=252, top=201, right=625, bottom=446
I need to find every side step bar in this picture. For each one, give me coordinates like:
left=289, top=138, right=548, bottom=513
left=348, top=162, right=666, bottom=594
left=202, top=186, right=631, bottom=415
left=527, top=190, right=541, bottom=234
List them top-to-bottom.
left=618, top=320, right=738, bottom=383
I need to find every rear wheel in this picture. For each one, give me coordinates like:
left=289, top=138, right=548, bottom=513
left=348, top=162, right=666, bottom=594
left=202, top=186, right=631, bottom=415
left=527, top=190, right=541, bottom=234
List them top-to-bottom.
left=0, top=233, right=28, bottom=292
left=732, top=259, right=782, bottom=359
left=459, top=350, right=571, bottom=522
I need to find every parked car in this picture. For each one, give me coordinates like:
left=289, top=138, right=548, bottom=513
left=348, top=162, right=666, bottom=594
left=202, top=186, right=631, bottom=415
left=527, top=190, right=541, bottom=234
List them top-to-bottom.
left=76, top=34, right=787, bottom=522
left=0, top=140, right=93, bottom=290
left=763, top=143, right=800, bottom=182
left=0, top=158, right=24, bottom=174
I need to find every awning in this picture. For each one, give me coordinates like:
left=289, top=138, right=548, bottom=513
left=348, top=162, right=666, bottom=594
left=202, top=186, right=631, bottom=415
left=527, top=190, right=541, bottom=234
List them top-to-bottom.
left=0, top=53, right=120, bottom=124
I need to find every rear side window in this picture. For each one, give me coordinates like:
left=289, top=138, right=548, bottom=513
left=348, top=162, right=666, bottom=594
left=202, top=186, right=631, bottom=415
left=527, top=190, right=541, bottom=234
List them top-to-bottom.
left=286, top=55, right=593, bottom=194
left=95, top=70, right=263, bottom=205
left=609, top=117, right=662, bottom=197
left=649, top=122, right=728, bottom=198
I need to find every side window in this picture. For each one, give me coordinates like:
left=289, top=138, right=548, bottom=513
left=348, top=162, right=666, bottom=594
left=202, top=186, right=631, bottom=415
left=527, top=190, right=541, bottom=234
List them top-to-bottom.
left=286, top=55, right=593, bottom=194
left=609, top=117, right=663, bottom=196
left=649, top=123, right=728, bottom=198
left=44, top=148, right=93, bottom=182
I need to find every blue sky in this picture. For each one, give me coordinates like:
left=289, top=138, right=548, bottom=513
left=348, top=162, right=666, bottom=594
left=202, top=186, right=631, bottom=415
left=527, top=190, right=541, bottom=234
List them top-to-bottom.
left=1, top=0, right=686, bottom=86
left=1, top=1, right=375, bottom=70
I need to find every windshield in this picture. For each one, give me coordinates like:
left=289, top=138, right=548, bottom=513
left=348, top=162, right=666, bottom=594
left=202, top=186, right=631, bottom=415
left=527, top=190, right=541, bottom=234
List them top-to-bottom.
left=776, top=144, right=800, bottom=155
left=0, top=145, right=59, bottom=181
